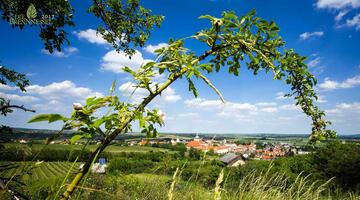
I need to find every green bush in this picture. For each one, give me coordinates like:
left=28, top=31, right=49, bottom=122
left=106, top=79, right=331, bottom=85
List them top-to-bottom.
left=312, top=141, right=360, bottom=190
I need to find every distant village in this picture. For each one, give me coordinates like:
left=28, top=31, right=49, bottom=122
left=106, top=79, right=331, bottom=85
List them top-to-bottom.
left=14, top=133, right=310, bottom=165
left=127, top=133, right=310, bottom=161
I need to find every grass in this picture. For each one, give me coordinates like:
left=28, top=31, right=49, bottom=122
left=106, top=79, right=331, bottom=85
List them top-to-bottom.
left=1, top=161, right=359, bottom=200
left=79, top=171, right=360, bottom=200
left=221, top=171, right=330, bottom=200
left=81, top=173, right=213, bottom=200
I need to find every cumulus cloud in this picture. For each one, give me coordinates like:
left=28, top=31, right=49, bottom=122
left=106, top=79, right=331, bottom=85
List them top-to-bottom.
left=315, top=0, right=360, bottom=10
left=315, top=0, right=360, bottom=30
left=335, top=9, right=350, bottom=21
left=345, top=13, right=360, bottom=30
left=73, top=29, right=109, bottom=45
left=299, top=31, right=324, bottom=40
left=144, top=43, right=168, bottom=55
left=41, top=47, right=78, bottom=58
left=101, top=50, right=152, bottom=73
left=307, top=56, right=325, bottom=74
left=307, top=57, right=321, bottom=67
left=319, top=75, right=360, bottom=90
left=26, top=80, right=103, bottom=100
left=1, top=81, right=102, bottom=115
left=118, top=82, right=181, bottom=103
left=0, top=84, right=17, bottom=91
left=0, top=91, right=39, bottom=102
left=276, top=92, right=289, bottom=100
left=316, top=95, right=327, bottom=103
left=183, top=98, right=306, bottom=124
left=184, top=98, right=258, bottom=119
left=184, top=98, right=225, bottom=110
left=31, top=100, right=66, bottom=112
left=255, top=102, right=277, bottom=107
left=325, top=102, right=360, bottom=117
left=337, top=102, right=360, bottom=110
left=279, top=104, right=301, bottom=111
left=260, top=107, right=278, bottom=113
left=178, top=113, right=199, bottom=118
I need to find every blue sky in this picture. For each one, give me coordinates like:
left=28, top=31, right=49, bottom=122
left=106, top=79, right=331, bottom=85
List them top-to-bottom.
left=1, top=0, right=359, bottom=135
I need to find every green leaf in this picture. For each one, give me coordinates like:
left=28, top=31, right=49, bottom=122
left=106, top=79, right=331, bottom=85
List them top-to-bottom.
left=26, top=4, right=37, bottom=19
left=198, top=15, right=214, bottom=21
left=142, top=61, right=155, bottom=69
left=122, top=66, right=135, bottom=75
left=199, top=74, right=225, bottom=103
left=187, top=78, right=198, bottom=98
left=109, top=80, right=116, bottom=96
left=86, top=96, right=96, bottom=105
left=28, top=114, right=65, bottom=123
left=48, top=114, right=66, bottom=123
left=92, top=118, right=106, bottom=128
left=70, top=135, right=83, bottom=144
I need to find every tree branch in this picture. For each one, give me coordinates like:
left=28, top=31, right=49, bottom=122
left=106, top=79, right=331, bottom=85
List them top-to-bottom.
left=0, top=105, right=35, bottom=115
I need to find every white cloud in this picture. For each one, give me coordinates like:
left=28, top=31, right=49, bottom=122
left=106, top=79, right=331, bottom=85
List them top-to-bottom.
left=315, top=0, right=360, bottom=10
left=315, top=0, right=360, bottom=30
left=335, top=9, right=350, bottom=21
left=345, top=13, right=360, bottom=30
left=73, top=29, right=108, bottom=45
left=299, top=31, right=324, bottom=40
left=144, top=43, right=168, bottom=55
left=41, top=47, right=78, bottom=58
left=101, top=50, right=152, bottom=73
left=307, top=56, right=325, bottom=74
left=307, top=57, right=321, bottom=67
left=319, top=75, right=360, bottom=90
left=318, top=78, right=339, bottom=90
left=26, top=80, right=103, bottom=100
left=118, top=81, right=181, bottom=103
left=0, top=84, right=16, bottom=91
left=161, top=87, right=182, bottom=103
left=0, top=91, right=39, bottom=102
left=276, top=92, right=289, bottom=100
left=317, top=95, right=328, bottom=103
left=184, top=98, right=258, bottom=117
left=184, top=98, right=260, bottom=122
left=185, top=98, right=223, bottom=110
left=31, top=100, right=66, bottom=112
left=255, top=102, right=277, bottom=107
left=325, top=102, right=360, bottom=116
left=336, top=102, right=360, bottom=110
left=279, top=104, right=301, bottom=111
left=260, top=107, right=278, bottom=113
left=325, top=108, right=342, bottom=115
left=178, top=113, right=199, bottom=118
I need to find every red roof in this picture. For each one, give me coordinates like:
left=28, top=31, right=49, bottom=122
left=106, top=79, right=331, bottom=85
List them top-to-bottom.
left=139, top=140, right=147, bottom=145
left=186, top=140, right=204, bottom=148
left=196, top=146, right=212, bottom=150
left=213, top=146, right=230, bottom=150
left=262, top=155, right=273, bottom=160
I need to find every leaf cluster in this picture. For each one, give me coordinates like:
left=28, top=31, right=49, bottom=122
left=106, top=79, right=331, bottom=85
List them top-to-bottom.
left=0, top=0, right=75, bottom=53
left=0, top=0, right=163, bottom=55
left=89, top=0, right=164, bottom=55
left=0, top=65, right=33, bottom=116
left=28, top=88, right=165, bottom=144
